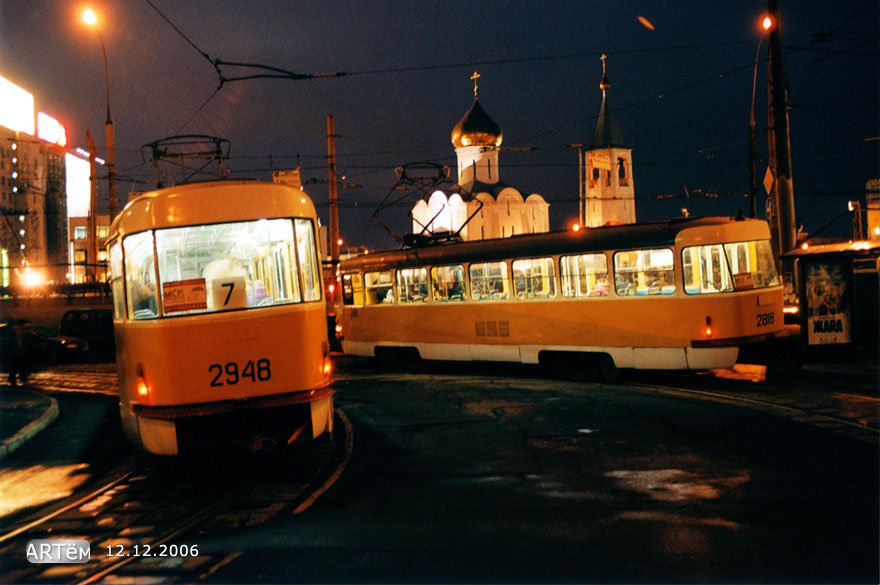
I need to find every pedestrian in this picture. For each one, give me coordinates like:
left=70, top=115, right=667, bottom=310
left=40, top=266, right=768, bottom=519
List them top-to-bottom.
left=2, top=317, right=26, bottom=386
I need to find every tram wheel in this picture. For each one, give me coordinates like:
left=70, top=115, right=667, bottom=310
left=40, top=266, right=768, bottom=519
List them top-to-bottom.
left=595, top=354, right=619, bottom=383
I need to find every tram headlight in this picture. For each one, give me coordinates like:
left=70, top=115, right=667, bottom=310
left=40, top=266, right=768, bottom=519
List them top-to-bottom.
left=704, top=316, right=713, bottom=338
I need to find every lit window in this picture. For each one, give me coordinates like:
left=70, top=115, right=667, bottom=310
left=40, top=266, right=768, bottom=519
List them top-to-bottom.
left=73, top=225, right=87, bottom=240
left=681, top=239, right=778, bottom=294
left=613, top=248, right=675, bottom=296
left=561, top=253, right=609, bottom=297
left=512, top=258, right=556, bottom=299
left=469, top=262, right=509, bottom=301
left=431, top=265, right=466, bottom=302
left=396, top=268, right=429, bottom=303
left=365, top=271, right=394, bottom=305
left=341, top=273, right=364, bottom=306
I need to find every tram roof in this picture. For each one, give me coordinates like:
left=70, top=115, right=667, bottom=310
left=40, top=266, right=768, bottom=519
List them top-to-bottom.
left=108, top=180, right=317, bottom=240
left=341, top=217, right=769, bottom=271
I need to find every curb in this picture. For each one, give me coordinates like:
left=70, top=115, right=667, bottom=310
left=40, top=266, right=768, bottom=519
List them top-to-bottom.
left=0, top=392, right=59, bottom=461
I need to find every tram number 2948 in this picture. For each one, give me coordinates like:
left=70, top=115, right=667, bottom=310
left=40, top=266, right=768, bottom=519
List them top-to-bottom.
left=209, top=359, right=271, bottom=387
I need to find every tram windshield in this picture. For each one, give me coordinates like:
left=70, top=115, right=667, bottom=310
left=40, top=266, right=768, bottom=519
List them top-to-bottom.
left=116, top=218, right=321, bottom=319
left=682, top=239, right=779, bottom=294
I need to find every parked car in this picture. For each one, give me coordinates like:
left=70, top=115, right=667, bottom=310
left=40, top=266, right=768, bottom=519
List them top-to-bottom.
left=60, top=308, right=114, bottom=354
left=31, top=324, right=88, bottom=363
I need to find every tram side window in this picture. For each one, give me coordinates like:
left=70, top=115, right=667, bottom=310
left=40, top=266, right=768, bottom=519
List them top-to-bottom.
left=295, top=219, right=322, bottom=302
left=123, top=231, right=159, bottom=319
left=724, top=239, right=780, bottom=289
left=108, top=242, right=126, bottom=319
left=681, top=244, right=734, bottom=294
left=613, top=248, right=675, bottom=296
left=560, top=253, right=609, bottom=297
left=512, top=258, right=556, bottom=299
left=469, top=261, right=509, bottom=301
left=431, top=265, right=466, bottom=302
left=397, top=268, right=429, bottom=303
left=365, top=271, right=395, bottom=304
left=342, top=273, right=364, bottom=305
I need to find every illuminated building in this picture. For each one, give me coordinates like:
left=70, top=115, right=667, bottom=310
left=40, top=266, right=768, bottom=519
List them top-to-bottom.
left=579, top=56, right=636, bottom=227
left=412, top=73, right=549, bottom=240
left=0, top=74, right=94, bottom=288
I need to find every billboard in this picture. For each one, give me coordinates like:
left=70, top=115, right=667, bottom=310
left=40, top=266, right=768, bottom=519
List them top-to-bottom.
left=0, top=75, right=35, bottom=134
left=37, top=112, right=67, bottom=147
left=65, top=153, right=91, bottom=217
left=804, top=260, right=851, bottom=345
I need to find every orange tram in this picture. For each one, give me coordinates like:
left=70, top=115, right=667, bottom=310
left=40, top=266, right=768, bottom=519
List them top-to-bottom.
left=106, top=181, right=333, bottom=455
left=336, top=216, right=785, bottom=381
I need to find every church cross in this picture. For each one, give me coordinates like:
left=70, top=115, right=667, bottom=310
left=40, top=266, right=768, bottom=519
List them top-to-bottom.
left=470, top=71, right=480, bottom=99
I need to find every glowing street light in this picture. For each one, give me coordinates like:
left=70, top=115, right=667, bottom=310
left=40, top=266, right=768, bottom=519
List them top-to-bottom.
left=82, top=7, right=117, bottom=221
left=748, top=14, right=773, bottom=219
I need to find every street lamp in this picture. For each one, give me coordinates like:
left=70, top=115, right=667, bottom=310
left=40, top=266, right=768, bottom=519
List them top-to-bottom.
left=82, top=7, right=117, bottom=222
left=748, top=14, right=773, bottom=219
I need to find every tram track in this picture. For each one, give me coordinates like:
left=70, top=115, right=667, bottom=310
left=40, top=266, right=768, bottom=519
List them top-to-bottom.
left=627, top=379, right=879, bottom=444
left=0, top=409, right=352, bottom=584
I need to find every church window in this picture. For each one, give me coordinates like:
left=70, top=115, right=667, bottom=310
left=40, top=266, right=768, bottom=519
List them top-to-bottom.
left=618, top=157, right=628, bottom=186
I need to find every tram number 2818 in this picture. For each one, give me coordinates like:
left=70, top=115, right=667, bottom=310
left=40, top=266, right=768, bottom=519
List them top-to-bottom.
left=756, top=312, right=776, bottom=327
left=209, top=359, right=271, bottom=387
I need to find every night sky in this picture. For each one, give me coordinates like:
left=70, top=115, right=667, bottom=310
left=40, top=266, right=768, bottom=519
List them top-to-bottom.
left=1, top=0, right=877, bottom=250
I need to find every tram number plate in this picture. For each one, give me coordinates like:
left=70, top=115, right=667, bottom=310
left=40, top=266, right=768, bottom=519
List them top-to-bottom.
left=756, top=311, right=775, bottom=327
left=209, top=359, right=271, bottom=387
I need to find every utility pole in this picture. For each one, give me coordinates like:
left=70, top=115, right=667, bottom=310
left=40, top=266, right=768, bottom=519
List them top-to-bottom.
left=766, top=0, right=797, bottom=255
left=106, top=107, right=117, bottom=221
left=327, top=115, right=340, bottom=266
left=86, top=130, right=98, bottom=283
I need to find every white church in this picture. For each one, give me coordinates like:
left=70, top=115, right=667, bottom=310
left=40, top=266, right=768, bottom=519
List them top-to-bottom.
left=412, top=61, right=635, bottom=240
left=411, top=73, right=550, bottom=241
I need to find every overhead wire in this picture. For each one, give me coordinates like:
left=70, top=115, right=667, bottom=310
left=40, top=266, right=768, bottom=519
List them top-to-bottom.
left=138, top=1, right=874, bottom=215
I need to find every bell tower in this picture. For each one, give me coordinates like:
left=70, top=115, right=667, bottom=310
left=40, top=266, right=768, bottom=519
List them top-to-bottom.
left=580, top=56, right=635, bottom=227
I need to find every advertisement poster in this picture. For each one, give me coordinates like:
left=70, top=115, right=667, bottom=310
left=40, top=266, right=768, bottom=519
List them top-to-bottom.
left=804, top=261, right=851, bottom=345
left=162, top=279, right=207, bottom=314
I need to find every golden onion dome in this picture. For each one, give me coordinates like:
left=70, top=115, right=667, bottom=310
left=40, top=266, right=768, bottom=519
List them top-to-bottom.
left=451, top=100, right=503, bottom=148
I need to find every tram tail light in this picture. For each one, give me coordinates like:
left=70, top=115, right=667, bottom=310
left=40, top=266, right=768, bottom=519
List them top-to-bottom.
left=704, top=316, right=714, bottom=338
left=322, top=341, right=332, bottom=377
left=135, top=363, right=151, bottom=399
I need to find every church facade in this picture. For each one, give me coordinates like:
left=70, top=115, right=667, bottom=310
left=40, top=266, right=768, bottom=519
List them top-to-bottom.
left=411, top=75, right=549, bottom=241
